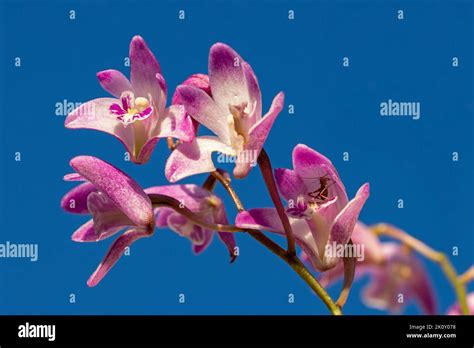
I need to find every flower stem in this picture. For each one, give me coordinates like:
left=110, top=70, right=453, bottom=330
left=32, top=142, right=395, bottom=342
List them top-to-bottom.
left=257, top=148, right=296, bottom=256
left=208, top=168, right=342, bottom=315
left=148, top=194, right=242, bottom=232
left=371, top=223, right=469, bottom=315
left=459, top=266, right=474, bottom=285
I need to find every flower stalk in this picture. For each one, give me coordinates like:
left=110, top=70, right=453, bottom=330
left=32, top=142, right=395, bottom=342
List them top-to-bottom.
left=257, top=148, right=297, bottom=255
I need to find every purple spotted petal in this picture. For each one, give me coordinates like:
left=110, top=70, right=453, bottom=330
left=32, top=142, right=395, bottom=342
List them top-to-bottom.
left=97, top=69, right=132, bottom=98
left=165, top=136, right=235, bottom=182
left=70, top=156, right=153, bottom=228
left=61, top=182, right=97, bottom=214
left=87, top=227, right=152, bottom=287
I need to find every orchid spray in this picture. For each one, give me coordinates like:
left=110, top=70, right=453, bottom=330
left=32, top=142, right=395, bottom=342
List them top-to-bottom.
left=62, top=36, right=472, bottom=315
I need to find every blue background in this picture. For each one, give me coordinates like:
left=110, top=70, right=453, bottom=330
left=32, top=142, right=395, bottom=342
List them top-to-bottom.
left=0, top=0, right=472, bottom=315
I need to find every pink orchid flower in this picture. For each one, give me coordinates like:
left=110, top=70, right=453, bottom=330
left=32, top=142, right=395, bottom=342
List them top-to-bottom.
left=65, top=36, right=194, bottom=164
left=165, top=43, right=285, bottom=182
left=236, top=144, right=370, bottom=271
left=61, top=156, right=236, bottom=286
left=61, top=156, right=155, bottom=287
left=147, top=184, right=236, bottom=260
left=318, top=222, right=437, bottom=315
left=446, top=293, right=474, bottom=315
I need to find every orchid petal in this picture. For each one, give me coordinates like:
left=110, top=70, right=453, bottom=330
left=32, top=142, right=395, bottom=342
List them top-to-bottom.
left=129, top=36, right=164, bottom=106
left=209, top=43, right=247, bottom=108
left=242, top=62, right=262, bottom=122
left=97, top=69, right=132, bottom=98
left=175, top=85, right=230, bottom=144
left=234, top=92, right=284, bottom=178
left=65, top=98, right=135, bottom=156
left=153, top=104, right=195, bottom=142
left=165, top=136, right=236, bottom=182
left=292, top=144, right=348, bottom=208
left=70, top=156, right=153, bottom=228
left=274, top=168, right=306, bottom=202
left=61, top=182, right=97, bottom=214
left=328, top=183, right=370, bottom=248
left=87, top=192, right=135, bottom=239
left=235, top=208, right=284, bottom=233
left=87, top=227, right=152, bottom=287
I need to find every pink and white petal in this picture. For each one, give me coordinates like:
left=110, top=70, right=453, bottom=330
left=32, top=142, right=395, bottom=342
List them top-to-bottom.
left=129, top=36, right=165, bottom=106
left=209, top=43, right=247, bottom=108
left=242, top=62, right=262, bottom=122
left=97, top=69, right=132, bottom=98
left=172, top=74, right=211, bottom=105
left=175, top=85, right=230, bottom=144
left=235, top=92, right=284, bottom=178
left=65, top=98, right=135, bottom=155
left=153, top=105, right=195, bottom=142
left=165, top=136, right=236, bottom=183
left=292, top=144, right=348, bottom=207
left=70, top=156, right=153, bottom=228
left=274, top=168, right=306, bottom=202
left=61, top=182, right=97, bottom=214
left=328, top=183, right=370, bottom=248
left=87, top=192, right=135, bottom=238
left=235, top=208, right=284, bottom=233
left=87, top=227, right=153, bottom=287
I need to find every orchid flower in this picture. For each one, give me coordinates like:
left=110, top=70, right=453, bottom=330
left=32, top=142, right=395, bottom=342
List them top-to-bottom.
left=65, top=36, right=194, bottom=164
left=165, top=43, right=285, bottom=182
left=236, top=144, right=370, bottom=271
left=61, top=156, right=155, bottom=287
left=146, top=184, right=236, bottom=261
left=318, top=222, right=437, bottom=315
left=447, top=293, right=474, bottom=315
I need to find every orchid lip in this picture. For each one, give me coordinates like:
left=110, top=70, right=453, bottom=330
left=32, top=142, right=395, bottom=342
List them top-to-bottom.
left=109, top=91, right=154, bottom=126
